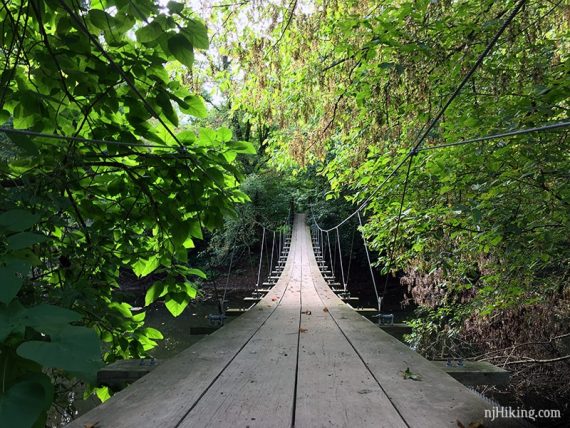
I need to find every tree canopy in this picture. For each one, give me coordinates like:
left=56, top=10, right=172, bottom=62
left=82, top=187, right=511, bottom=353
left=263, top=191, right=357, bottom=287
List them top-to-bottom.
left=1, top=0, right=569, bottom=425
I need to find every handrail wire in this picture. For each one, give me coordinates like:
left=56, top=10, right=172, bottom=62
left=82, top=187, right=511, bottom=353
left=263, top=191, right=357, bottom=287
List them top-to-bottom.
left=419, top=120, right=570, bottom=151
left=0, top=127, right=184, bottom=150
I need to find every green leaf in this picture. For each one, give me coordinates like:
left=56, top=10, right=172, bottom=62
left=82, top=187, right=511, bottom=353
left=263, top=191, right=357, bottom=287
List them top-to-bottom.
left=167, top=1, right=184, bottom=14
left=88, top=9, right=113, bottom=31
left=182, top=20, right=209, bottom=50
left=135, top=21, right=164, bottom=44
left=167, top=34, right=194, bottom=68
left=156, top=91, right=178, bottom=127
left=181, top=95, right=207, bottom=118
left=0, top=109, right=10, bottom=123
left=198, top=127, right=217, bottom=146
left=217, top=127, right=232, bottom=142
left=177, top=130, right=196, bottom=144
left=228, top=141, right=256, bottom=154
left=0, top=210, right=39, bottom=232
left=188, top=220, right=203, bottom=239
left=172, top=221, right=190, bottom=247
left=6, top=232, right=49, bottom=250
left=132, top=255, right=161, bottom=278
left=0, top=260, right=29, bottom=304
left=187, top=268, right=206, bottom=279
left=183, top=281, right=197, bottom=299
left=145, top=282, right=167, bottom=306
left=164, top=293, right=189, bottom=317
left=0, top=300, right=26, bottom=341
left=24, top=304, right=82, bottom=332
left=17, top=326, right=102, bottom=383
left=142, top=327, right=163, bottom=340
left=0, top=374, right=54, bottom=428
left=95, top=386, right=111, bottom=402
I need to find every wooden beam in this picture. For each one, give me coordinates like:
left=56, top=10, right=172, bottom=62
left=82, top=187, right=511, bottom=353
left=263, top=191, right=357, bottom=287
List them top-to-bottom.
left=431, top=360, right=510, bottom=386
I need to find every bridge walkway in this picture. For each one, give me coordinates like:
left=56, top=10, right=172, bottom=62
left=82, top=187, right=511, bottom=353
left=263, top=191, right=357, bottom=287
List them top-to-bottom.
left=69, top=214, right=520, bottom=427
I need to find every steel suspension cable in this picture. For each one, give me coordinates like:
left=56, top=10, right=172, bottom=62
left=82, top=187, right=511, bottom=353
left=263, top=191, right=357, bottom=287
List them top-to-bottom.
left=407, top=0, right=528, bottom=155
left=419, top=120, right=570, bottom=151
left=379, top=155, right=415, bottom=310
left=357, top=211, right=380, bottom=309
left=255, top=227, right=266, bottom=293
left=336, top=228, right=347, bottom=291
left=326, top=231, right=335, bottom=277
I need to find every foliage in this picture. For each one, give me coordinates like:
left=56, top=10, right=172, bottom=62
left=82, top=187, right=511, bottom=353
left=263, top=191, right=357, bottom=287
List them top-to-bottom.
left=0, top=0, right=253, bottom=424
left=203, top=0, right=570, bottom=416
left=210, top=0, right=569, bottom=321
left=205, top=171, right=296, bottom=268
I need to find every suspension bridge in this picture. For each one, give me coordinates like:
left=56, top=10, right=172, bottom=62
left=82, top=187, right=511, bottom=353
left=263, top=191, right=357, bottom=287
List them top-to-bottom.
left=68, top=214, right=524, bottom=428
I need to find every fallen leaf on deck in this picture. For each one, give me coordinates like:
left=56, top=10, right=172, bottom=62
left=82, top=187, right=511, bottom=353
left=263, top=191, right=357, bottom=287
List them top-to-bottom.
left=323, top=307, right=329, bottom=312
left=302, top=310, right=312, bottom=315
left=299, top=327, right=308, bottom=333
left=401, top=367, right=421, bottom=381
left=84, top=423, right=99, bottom=428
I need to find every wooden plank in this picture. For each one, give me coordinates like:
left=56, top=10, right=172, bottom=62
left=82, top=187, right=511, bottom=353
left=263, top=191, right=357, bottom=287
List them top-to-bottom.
left=69, top=215, right=527, bottom=428
left=177, top=215, right=306, bottom=427
left=295, top=223, right=407, bottom=428
left=68, top=229, right=299, bottom=428
left=305, top=230, right=524, bottom=428
left=178, top=278, right=301, bottom=427
left=97, top=359, right=160, bottom=389
left=433, top=360, right=511, bottom=386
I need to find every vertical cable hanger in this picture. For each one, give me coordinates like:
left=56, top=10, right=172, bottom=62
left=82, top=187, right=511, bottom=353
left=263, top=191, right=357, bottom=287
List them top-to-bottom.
left=379, top=154, right=415, bottom=311
left=358, top=211, right=380, bottom=310
left=345, top=225, right=356, bottom=291
left=255, top=227, right=266, bottom=294
left=336, top=228, right=347, bottom=292
left=269, top=230, right=276, bottom=275
left=326, top=231, right=335, bottom=277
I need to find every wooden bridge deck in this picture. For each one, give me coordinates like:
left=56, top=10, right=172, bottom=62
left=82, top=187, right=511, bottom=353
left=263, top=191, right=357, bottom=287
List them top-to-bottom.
left=69, top=214, right=521, bottom=428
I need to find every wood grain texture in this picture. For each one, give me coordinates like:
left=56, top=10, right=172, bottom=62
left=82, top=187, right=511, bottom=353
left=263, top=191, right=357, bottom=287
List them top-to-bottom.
left=68, top=215, right=527, bottom=428
left=295, top=220, right=407, bottom=428
left=305, top=220, right=526, bottom=428
left=67, top=227, right=298, bottom=428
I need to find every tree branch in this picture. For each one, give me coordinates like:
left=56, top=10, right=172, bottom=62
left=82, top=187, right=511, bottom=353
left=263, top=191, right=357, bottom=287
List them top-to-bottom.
left=503, top=355, right=570, bottom=365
